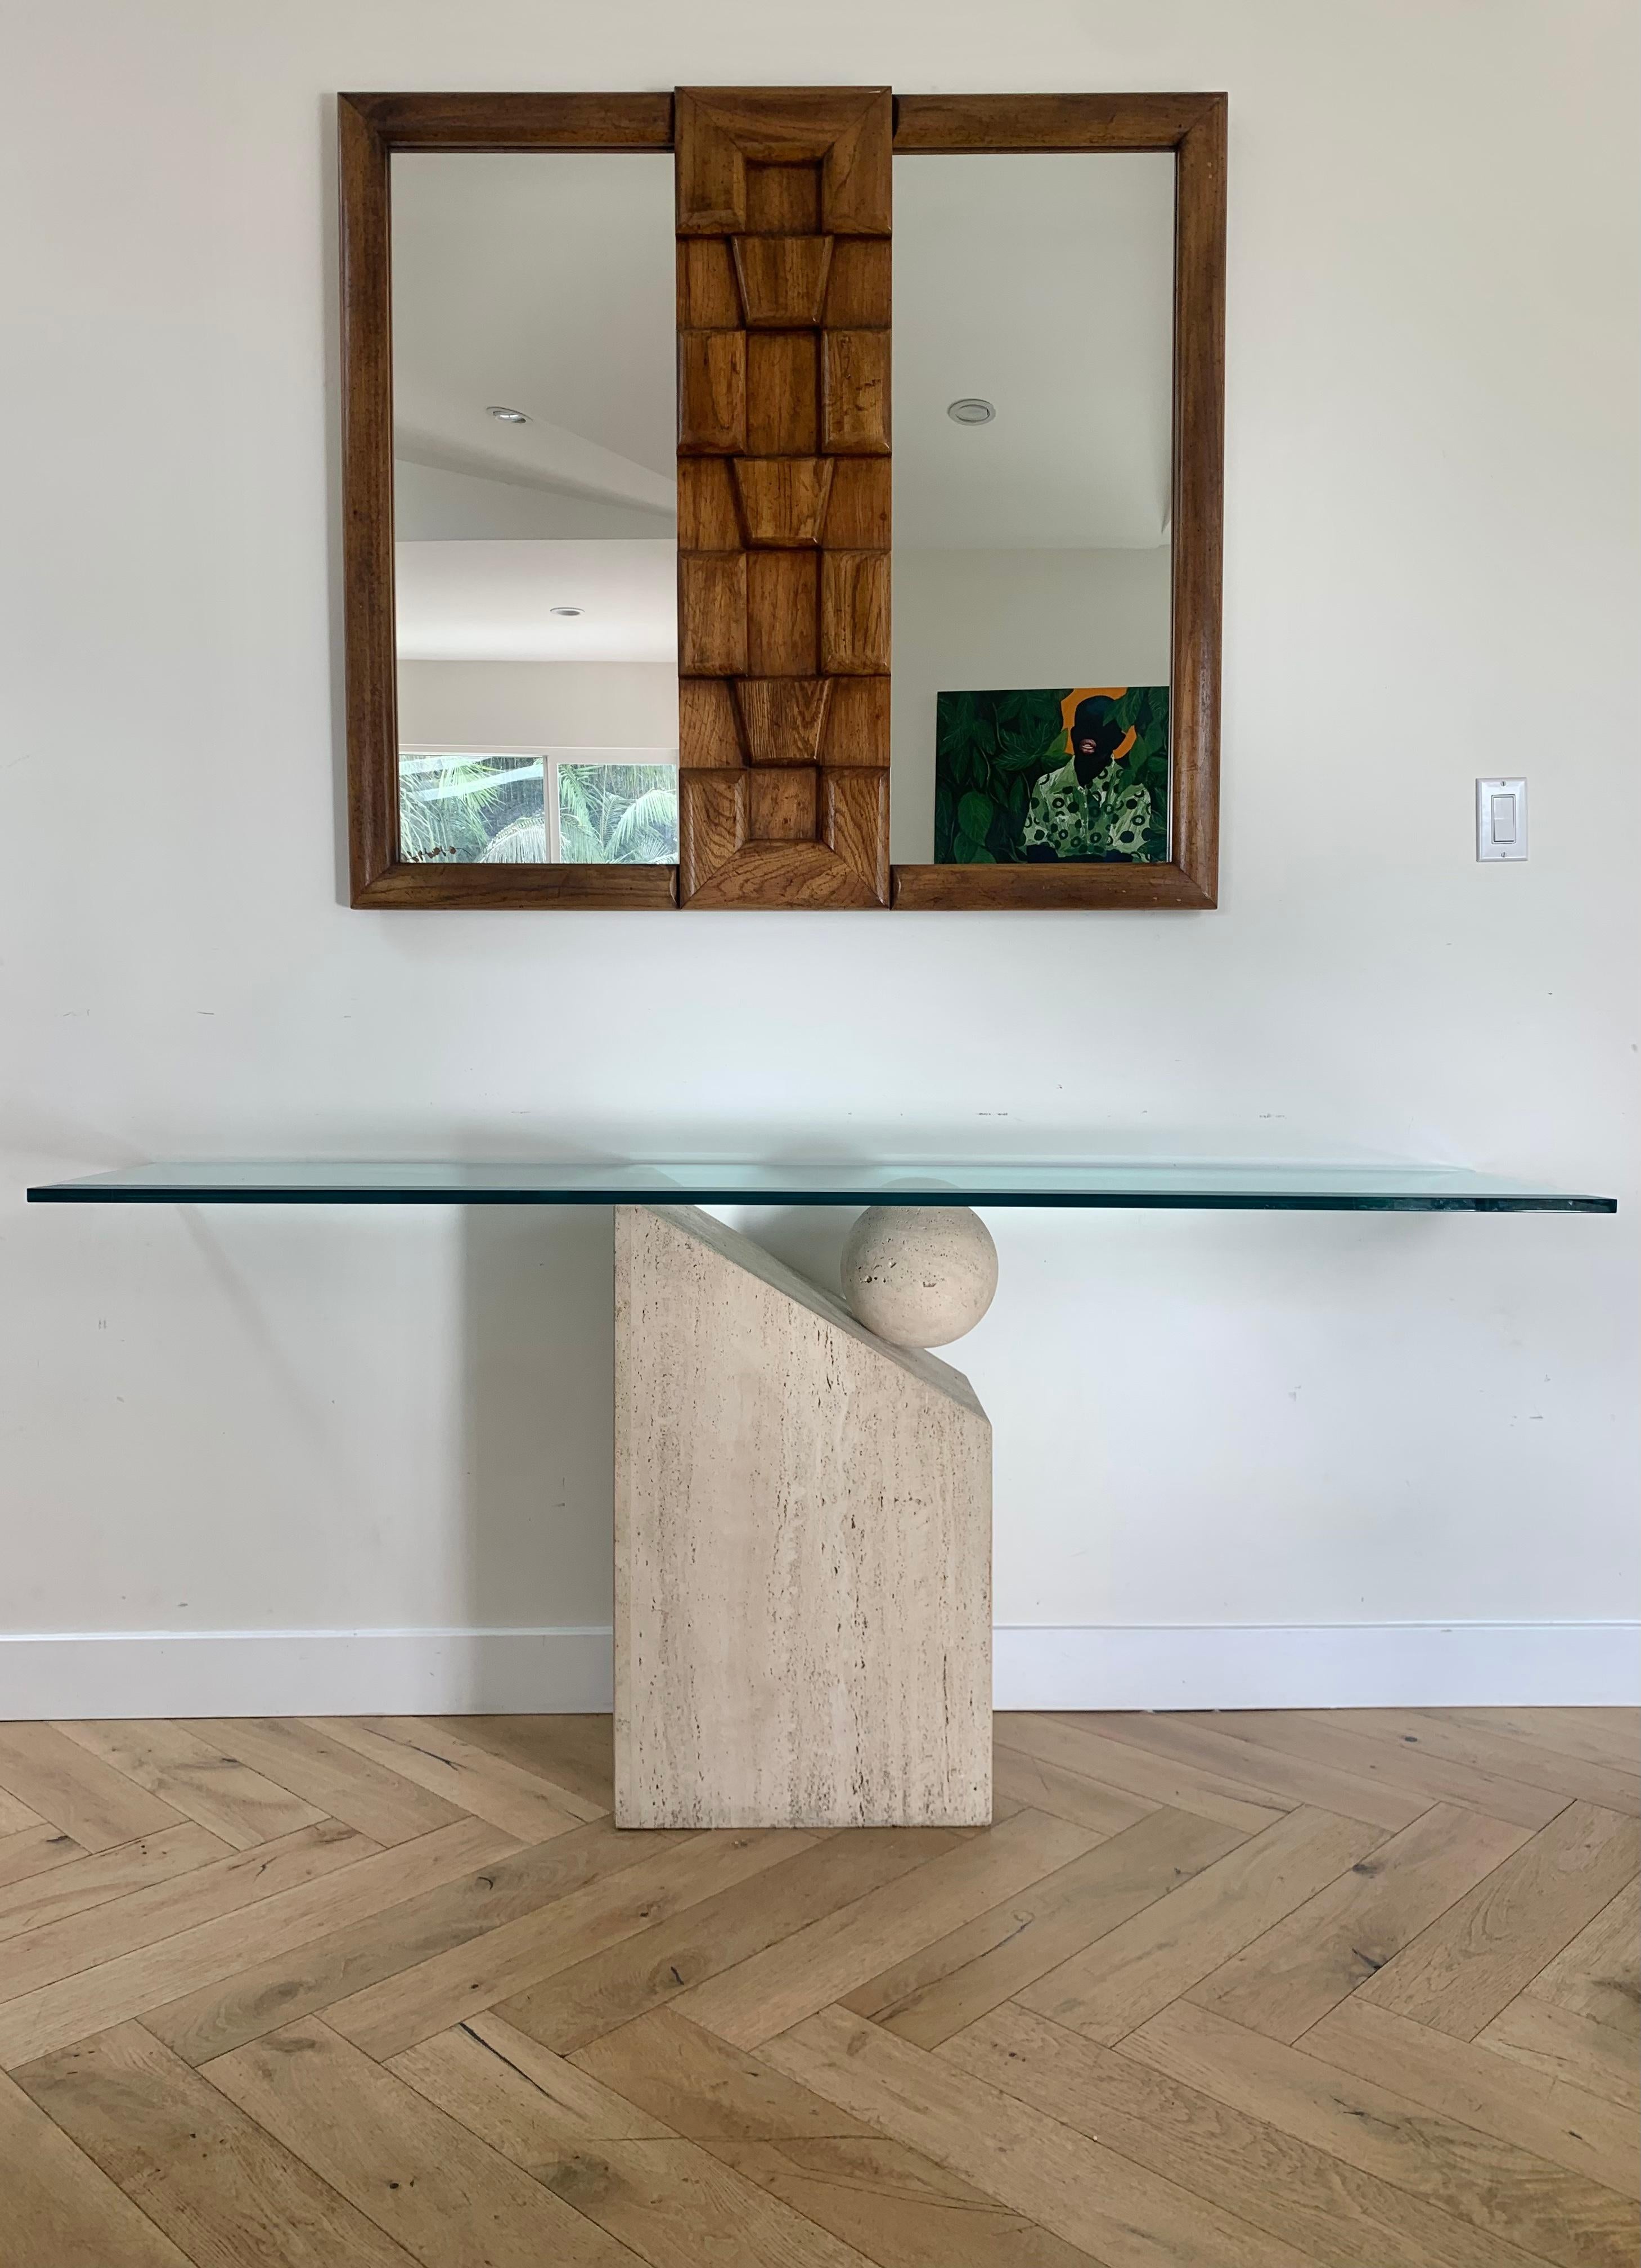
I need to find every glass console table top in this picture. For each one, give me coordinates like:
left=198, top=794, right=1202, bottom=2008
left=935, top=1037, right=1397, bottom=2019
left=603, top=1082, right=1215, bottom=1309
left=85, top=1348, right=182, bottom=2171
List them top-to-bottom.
left=25, top=1160, right=1616, bottom=1212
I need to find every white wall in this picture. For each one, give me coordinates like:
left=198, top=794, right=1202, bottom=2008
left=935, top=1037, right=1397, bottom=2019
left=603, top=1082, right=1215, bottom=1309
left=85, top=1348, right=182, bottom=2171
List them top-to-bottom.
left=2, top=0, right=1636, bottom=1710
left=891, top=546, right=1172, bottom=860
left=398, top=659, right=679, bottom=748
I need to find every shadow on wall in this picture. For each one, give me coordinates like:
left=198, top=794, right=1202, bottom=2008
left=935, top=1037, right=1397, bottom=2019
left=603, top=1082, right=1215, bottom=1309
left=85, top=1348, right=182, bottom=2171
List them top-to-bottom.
left=458, top=1204, right=617, bottom=1632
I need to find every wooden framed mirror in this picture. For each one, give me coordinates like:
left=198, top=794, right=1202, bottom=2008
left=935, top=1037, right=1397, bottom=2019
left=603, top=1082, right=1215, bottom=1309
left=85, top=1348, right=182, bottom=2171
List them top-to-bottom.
left=339, top=89, right=1224, bottom=911
left=339, top=92, right=681, bottom=910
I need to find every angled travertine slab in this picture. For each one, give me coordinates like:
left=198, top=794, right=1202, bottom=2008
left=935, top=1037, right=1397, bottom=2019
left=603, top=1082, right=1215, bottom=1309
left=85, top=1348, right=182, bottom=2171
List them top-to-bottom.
left=615, top=1205, right=991, bottom=1828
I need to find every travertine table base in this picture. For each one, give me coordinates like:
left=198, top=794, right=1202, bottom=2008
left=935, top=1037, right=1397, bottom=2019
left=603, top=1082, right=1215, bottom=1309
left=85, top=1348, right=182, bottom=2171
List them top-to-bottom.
left=614, top=1204, right=992, bottom=1828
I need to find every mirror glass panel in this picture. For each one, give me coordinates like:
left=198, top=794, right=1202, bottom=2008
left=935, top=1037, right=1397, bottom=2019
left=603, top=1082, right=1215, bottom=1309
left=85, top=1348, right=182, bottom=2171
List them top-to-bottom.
left=391, top=154, right=678, bottom=866
left=891, top=154, right=1175, bottom=868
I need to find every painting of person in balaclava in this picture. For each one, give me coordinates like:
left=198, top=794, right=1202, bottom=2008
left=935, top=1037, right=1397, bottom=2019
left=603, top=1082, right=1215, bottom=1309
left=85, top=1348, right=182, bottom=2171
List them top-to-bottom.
left=1019, top=687, right=1153, bottom=863
left=1065, top=690, right=1139, bottom=786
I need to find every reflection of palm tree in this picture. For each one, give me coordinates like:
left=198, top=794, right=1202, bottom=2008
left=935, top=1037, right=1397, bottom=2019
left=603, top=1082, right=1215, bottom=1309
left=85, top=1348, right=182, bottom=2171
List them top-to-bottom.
left=400, top=757, right=528, bottom=862
left=558, top=765, right=678, bottom=864
left=481, top=818, right=548, bottom=862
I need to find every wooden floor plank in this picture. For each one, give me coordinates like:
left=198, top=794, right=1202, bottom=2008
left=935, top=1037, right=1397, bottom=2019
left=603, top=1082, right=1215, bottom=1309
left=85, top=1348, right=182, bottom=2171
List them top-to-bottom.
left=1049, top=1711, right=1431, bottom=1832
left=1177, top=1711, right=1572, bottom=1831
left=1433, top=1711, right=1638, bottom=1774
left=1328, top=1712, right=1641, bottom=1817
left=435, top=1714, right=616, bottom=1816
left=995, top=1714, right=1290, bottom=1834
left=309, top=1717, right=590, bottom=1843
left=186, top=1718, right=466, bottom=1846
left=56, top=1720, right=328, bottom=1849
left=0, top=1721, right=183, bottom=1852
left=990, top=1740, right=1161, bottom=1837
left=0, top=1785, right=45, bottom=1839
left=1188, top=1802, right=1531, bottom=2041
left=1357, top=1802, right=1640, bottom=2038
left=1017, top=1806, right=1382, bottom=2045
left=843, top=1807, right=1245, bottom=2048
left=671, top=1809, right=1098, bottom=2050
left=0, top=1816, right=511, bottom=2069
left=143, top=1816, right=682, bottom=2067
left=0, top=1819, right=372, bottom=2003
left=0, top=1824, right=228, bottom=1942
left=0, top=1824, right=88, bottom=1896
left=496, top=1826, right=959, bottom=2054
left=323, top=1828, right=813, bottom=2062
left=1514, top=1882, right=1639, bottom=2035
left=1473, top=1884, right=1640, bottom=2107
left=1477, top=1994, right=1641, bottom=2112
left=1303, top=1997, right=1639, bottom=2202
left=1120, top=1998, right=1639, bottom=2268
left=945, top=1999, right=1555, bottom=2268
left=766, top=2002, right=1324, bottom=2268
left=573, top=2006, right=877, bottom=2140
left=573, top=2006, right=1112, bottom=2265
left=414, top=2013, right=677, bottom=2141
left=389, top=2015, right=883, bottom=2267
left=204, top=2017, right=642, bottom=2266
left=15, top=2020, right=421, bottom=2266
left=390, top=2022, right=676, bottom=2166
left=0, top=2063, right=193, bottom=2268
left=711, top=2135, right=1106, bottom=2268
left=539, top=2138, right=879, bottom=2268
left=549, top=2141, right=885, bottom=2268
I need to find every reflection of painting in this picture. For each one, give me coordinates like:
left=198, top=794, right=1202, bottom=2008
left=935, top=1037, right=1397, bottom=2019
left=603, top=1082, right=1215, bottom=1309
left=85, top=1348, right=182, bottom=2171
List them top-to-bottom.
left=934, top=687, right=1170, bottom=864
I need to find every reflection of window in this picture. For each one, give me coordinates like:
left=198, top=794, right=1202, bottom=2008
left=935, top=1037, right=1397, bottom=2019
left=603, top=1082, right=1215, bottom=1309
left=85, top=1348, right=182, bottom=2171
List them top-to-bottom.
left=398, top=748, right=677, bottom=865
left=398, top=752, right=543, bottom=863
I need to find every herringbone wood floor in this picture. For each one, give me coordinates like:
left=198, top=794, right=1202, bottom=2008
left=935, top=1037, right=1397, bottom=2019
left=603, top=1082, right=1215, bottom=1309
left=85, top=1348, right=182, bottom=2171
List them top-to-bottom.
left=0, top=1710, right=1635, bottom=2267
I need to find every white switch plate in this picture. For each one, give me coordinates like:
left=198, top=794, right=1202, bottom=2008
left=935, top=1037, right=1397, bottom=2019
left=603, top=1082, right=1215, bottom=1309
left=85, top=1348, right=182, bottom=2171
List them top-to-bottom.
left=1477, top=776, right=1527, bottom=861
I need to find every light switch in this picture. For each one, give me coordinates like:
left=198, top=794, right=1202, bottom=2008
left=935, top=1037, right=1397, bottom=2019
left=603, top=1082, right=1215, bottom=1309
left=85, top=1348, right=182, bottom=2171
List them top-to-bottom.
left=1477, top=777, right=1527, bottom=861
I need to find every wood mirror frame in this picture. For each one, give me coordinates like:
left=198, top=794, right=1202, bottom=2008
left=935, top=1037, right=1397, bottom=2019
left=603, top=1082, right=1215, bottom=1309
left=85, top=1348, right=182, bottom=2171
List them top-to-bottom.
left=338, top=89, right=1225, bottom=912
left=339, top=91, right=680, bottom=910
left=889, top=94, right=1226, bottom=910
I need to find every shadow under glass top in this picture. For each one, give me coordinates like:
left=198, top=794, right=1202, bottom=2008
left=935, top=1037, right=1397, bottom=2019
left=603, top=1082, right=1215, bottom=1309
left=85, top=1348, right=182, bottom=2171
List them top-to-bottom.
left=25, top=1161, right=1616, bottom=1212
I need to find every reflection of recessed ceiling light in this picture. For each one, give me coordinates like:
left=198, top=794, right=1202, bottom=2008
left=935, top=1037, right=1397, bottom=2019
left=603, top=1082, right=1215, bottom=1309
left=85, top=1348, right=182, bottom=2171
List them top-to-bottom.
left=947, top=397, right=995, bottom=424
left=487, top=404, right=529, bottom=423
left=549, top=605, right=583, bottom=617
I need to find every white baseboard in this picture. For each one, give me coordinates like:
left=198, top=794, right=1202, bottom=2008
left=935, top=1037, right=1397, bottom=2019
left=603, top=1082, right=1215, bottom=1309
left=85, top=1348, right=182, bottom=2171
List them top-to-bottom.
left=0, top=1621, right=1634, bottom=1720
left=991, top=1623, right=1640, bottom=1710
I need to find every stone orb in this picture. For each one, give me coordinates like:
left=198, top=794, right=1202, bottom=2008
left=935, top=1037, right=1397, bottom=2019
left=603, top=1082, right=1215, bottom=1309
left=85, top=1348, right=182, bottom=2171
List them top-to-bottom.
left=840, top=1205, right=998, bottom=1349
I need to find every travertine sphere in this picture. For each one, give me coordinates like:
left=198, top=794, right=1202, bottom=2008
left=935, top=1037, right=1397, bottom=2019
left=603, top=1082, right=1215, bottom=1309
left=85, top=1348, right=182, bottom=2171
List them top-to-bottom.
left=841, top=1205, right=998, bottom=1349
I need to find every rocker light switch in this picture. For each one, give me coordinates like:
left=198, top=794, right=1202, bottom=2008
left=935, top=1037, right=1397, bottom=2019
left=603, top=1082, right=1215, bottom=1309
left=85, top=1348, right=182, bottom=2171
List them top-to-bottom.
left=1477, top=777, right=1527, bottom=861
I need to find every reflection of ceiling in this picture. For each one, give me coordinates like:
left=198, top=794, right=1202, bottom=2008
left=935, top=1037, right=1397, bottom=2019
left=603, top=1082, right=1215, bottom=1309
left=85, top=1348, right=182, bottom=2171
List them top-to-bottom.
left=390, top=147, right=1172, bottom=659
left=391, top=152, right=677, bottom=524
left=392, top=154, right=677, bottom=660
left=894, top=154, right=1174, bottom=548
left=394, top=459, right=671, bottom=543
left=395, top=540, right=676, bottom=662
